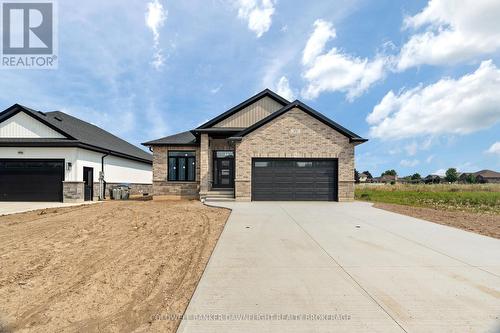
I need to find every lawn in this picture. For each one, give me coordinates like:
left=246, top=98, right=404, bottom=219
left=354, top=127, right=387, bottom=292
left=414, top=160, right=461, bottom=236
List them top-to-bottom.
left=355, top=183, right=500, bottom=214
left=0, top=200, right=230, bottom=333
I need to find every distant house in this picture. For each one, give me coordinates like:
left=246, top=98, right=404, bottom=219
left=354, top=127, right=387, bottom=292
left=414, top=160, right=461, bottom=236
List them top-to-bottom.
left=459, top=170, right=500, bottom=183
left=359, top=172, right=372, bottom=183
left=373, top=174, right=397, bottom=183
left=424, top=175, right=441, bottom=184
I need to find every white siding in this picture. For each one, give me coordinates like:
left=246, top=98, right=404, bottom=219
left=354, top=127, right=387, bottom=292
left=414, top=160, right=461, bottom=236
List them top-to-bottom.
left=214, top=96, right=284, bottom=128
left=0, top=112, right=66, bottom=138
left=0, top=147, right=152, bottom=184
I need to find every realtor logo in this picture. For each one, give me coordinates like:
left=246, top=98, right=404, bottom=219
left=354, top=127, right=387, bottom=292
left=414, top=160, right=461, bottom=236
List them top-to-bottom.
left=1, top=0, right=57, bottom=69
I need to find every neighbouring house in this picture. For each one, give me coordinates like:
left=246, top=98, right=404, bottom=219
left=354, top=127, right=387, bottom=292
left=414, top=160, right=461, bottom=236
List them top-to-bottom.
left=142, top=89, right=367, bottom=201
left=0, top=104, right=152, bottom=202
left=459, top=170, right=500, bottom=183
left=359, top=172, right=372, bottom=183
left=372, top=174, right=397, bottom=184
left=424, top=174, right=441, bottom=184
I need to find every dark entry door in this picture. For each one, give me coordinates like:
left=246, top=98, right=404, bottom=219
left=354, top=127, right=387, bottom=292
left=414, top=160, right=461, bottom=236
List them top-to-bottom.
left=213, top=151, right=234, bottom=188
left=0, top=159, right=64, bottom=202
left=252, top=159, right=338, bottom=201
left=83, top=167, right=93, bottom=201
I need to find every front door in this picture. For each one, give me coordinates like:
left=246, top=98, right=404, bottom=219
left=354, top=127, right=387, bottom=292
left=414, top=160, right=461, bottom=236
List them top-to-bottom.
left=213, top=151, right=234, bottom=188
left=83, top=167, right=94, bottom=201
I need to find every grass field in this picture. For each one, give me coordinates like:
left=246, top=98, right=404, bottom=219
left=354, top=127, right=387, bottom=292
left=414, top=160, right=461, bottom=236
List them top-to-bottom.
left=355, top=183, right=500, bottom=214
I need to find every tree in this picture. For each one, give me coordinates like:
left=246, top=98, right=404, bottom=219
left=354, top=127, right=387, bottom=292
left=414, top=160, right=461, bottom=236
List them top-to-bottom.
left=445, top=168, right=458, bottom=183
left=354, top=169, right=360, bottom=183
left=381, top=169, right=397, bottom=177
left=362, top=171, right=373, bottom=179
left=411, top=173, right=421, bottom=181
left=465, top=174, right=477, bottom=184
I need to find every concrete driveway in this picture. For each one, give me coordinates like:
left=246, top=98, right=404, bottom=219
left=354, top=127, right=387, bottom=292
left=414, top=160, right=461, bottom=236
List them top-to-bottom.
left=0, top=201, right=98, bottom=216
left=178, top=202, right=500, bottom=333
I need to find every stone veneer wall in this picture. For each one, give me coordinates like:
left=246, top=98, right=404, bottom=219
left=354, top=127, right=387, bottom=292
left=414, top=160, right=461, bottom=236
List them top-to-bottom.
left=235, top=107, right=356, bottom=201
left=199, top=136, right=234, bottom=196
left=151, top=145, right=200, bottom=199
left=63, top=181, right=84, bottom=203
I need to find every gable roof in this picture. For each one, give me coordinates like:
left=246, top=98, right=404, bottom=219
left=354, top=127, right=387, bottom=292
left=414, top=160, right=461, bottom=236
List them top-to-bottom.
left=196, top=89, right=289, bottom=129
left=229, top=100, right=367, bottom=143
left=0, top=104, right=152, bottom=163
left=142, top=130, right=197, bottom=146
left=473, top=170, right=500, bottom=178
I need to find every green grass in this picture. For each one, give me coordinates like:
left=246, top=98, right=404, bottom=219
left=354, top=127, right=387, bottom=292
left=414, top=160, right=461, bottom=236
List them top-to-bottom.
left=355, top=184, right=500, bottom=214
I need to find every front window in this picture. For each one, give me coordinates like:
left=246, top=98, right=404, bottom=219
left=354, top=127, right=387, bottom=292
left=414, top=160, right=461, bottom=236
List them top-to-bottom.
left=168, top=151, right=196, bottom=181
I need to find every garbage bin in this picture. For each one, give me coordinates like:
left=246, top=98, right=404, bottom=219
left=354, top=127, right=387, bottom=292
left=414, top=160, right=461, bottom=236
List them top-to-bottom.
left=120, top=186, right=130, bottom=200
left=112, top=188, right=122, bottom=200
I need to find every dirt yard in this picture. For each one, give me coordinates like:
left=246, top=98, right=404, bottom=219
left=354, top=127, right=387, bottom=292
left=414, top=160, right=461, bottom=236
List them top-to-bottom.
left=0, top=200, right=230, bottom=333
left=374, top=203, right=500, bottom=239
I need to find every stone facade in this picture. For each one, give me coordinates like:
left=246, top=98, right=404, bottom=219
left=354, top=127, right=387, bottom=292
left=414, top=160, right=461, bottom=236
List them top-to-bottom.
left=234, top=107, right=356, bottom=201
left=151, top=145, right=200, bottom=199
left=63, top=181, right=84, bottom=203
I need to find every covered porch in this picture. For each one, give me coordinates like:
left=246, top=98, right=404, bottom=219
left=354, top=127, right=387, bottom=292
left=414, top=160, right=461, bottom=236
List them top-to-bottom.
left=195, top=128, right=240, bottom=200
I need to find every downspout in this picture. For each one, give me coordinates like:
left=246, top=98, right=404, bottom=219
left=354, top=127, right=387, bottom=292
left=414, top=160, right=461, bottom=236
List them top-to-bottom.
left=99, top=152, right=109, bottom=200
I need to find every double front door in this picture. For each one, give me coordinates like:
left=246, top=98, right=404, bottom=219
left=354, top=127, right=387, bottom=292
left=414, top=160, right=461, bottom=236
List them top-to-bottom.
left=213, top=151, right=234, bottom=189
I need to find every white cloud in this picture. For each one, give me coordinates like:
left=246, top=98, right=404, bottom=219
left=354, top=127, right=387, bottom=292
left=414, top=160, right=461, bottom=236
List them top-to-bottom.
left=145, top=0, right=167, bottom=70
left=237, top=0, right=275, bottom=38
left=397, top=0, right=500, bottom=70
left=301, top=19, right=387, bottom=101
left=367, top=60, right=500, bottom=139
left=275, top=76, right=295, bottom=100
left=210, top=84, right=222, bottom=94
left=486, top=141, right=500, bottom=154
left=426, top=155, right=435, bottom=163
left=400, top=159, right=419, bottom=167
left=432, top=168, right=446, bottom=176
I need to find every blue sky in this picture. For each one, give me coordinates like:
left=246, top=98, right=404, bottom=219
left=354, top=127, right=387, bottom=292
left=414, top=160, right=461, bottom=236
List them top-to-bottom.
left=1, top=0, right=499, bottom=177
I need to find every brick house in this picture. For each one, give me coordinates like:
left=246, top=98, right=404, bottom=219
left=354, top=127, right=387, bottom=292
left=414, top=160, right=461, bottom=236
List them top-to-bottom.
left=142, top=89, right=367, bottom=201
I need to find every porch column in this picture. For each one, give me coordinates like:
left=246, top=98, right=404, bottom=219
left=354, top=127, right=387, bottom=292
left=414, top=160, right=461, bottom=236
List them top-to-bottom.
left=200, top=133, right=209, bottom=195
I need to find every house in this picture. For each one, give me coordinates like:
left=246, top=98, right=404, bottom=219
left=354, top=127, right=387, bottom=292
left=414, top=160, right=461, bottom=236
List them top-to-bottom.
left=142, top=89, right=367, bottom=201
left=0, top=104, right=152, bottom=202
left=459, top=170, right=500, bottom=183
left=359, top=172, right=372, bottom=183
left=372, top=174, right=397, bottom=184
left=424, top=174, right=441, bottom=184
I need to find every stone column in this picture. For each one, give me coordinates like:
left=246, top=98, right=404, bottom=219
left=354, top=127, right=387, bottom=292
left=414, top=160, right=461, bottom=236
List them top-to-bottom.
left=199, top=133, right=209, bottom=195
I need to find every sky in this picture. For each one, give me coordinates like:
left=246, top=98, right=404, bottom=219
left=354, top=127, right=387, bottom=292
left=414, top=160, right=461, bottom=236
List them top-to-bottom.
left=1, top=0, right=499, bottom=177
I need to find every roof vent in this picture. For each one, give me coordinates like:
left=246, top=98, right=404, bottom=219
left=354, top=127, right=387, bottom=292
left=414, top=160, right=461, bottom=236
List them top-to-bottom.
left=54, top=116, right=63, bottom=121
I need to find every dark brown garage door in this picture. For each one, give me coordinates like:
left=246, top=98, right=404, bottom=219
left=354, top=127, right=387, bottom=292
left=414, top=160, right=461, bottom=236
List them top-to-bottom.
left=0, top=159, right=64, bottom=202
left=252, top=159, right=338, bottom=201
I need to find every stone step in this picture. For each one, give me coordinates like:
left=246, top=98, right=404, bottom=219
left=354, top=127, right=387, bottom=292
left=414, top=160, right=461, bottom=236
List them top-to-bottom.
left=207, top=190, right=234, bottom=195
left=205, top=193, right=234, bottom=198
left=205, top=197, right=235, bottom=202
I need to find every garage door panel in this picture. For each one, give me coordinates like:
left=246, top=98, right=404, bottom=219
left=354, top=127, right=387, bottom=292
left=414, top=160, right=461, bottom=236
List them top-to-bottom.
left=0, top=159, right=64, bottom=202
left=252, top=159, right=337, bottom=201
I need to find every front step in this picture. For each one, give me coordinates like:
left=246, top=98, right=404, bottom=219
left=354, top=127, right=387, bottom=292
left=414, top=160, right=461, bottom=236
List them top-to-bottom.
left=202, top=189, right=234, bottom=202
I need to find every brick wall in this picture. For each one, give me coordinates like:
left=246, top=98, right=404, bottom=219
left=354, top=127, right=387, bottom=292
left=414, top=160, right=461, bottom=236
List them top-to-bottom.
left=235, top=107, right=356, bottom=201
left=151, top=145, right=200, bottom=199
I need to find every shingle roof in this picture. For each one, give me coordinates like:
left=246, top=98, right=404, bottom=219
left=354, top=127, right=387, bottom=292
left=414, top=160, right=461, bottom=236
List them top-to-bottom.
left=0, top=104, right=152, bottom=163
left=142, top=131, right=197, bottom=146
left=473, top=170, right=500, bottom=178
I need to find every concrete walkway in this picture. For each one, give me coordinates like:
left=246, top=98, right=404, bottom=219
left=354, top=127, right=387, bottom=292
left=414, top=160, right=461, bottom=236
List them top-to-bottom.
left=0, top=201, right=99, bottom=216
left=178, top=202, right=500, bottom=333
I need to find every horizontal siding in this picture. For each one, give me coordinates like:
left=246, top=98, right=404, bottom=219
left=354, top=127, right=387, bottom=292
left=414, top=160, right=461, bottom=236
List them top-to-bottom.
left=215, top=96, right=283, bottom=128
left=0, top=112, right=66, bottom=138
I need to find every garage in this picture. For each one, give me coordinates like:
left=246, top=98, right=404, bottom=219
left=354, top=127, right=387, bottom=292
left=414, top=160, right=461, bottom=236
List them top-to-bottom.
left=252, top=158, right=338, bottom=201
left=0, top=159, right=65, bottom=202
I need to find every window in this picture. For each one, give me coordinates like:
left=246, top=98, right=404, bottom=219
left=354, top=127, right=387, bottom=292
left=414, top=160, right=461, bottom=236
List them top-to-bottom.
left=168, top=151, right=196, bottom=181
